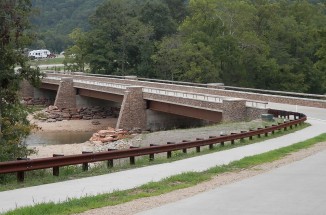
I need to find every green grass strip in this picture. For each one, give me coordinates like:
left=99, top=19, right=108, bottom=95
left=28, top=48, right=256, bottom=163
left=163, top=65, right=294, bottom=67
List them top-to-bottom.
left=3, top=133, right=326, bottom=215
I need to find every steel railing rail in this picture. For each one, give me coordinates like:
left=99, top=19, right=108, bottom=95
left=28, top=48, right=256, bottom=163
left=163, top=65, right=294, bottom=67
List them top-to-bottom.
left=0, top=109, right=306, bottom=182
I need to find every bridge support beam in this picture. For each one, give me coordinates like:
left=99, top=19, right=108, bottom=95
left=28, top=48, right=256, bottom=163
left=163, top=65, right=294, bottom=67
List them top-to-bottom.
left=54, top=77, right=76, bottom=109
left=116, top=87, right=147, bottom=130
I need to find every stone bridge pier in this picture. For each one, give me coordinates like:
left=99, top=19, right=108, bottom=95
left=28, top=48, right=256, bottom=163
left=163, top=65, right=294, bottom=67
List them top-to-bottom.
left=54, top=78, right=76, bottom=109
left=116, top=87, right=147, bottom=130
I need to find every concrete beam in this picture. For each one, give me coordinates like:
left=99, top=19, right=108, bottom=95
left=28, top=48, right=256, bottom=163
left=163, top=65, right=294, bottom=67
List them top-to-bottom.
left=77, top=89, right=123, bottom=102
left=148, top=101, right=222, bottom=122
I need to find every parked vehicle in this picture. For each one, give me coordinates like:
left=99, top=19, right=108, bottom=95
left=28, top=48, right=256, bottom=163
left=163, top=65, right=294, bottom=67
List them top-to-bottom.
left=28, top=49, right=51, bottom=59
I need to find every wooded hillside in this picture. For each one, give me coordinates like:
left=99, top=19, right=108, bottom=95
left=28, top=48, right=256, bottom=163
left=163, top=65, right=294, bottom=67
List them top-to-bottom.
left=31, top=0, right=326, bottom=94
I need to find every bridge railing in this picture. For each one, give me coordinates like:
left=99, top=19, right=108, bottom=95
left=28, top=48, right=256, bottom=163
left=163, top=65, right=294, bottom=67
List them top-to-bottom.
left=45, top=72, right=326, bottom=102
left=44, top=75, right=226, bottom=104
left=74, top=79, right=128, bottom=89
left=143, top=88, right=225, bottom=103
left=246, top=100, right=268, bottom=109
left=0, top=109, right=306, bottom=182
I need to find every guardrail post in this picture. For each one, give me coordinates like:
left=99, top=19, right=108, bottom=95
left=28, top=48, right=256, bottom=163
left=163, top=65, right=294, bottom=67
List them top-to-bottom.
left=264, top=126, right=269, bottom=137
left=284, top=126, right=288, bottom=131
left=257, top=128, right=262, bottom=138
left=249, top=129, right=254, bottom=140
left=240, top=131, right=246, bottom=142
left=230, top=133, right=237, bottom=144
left=220, top=134, right=226, bottom=146
left=208, top=136, right=216, bottom=149
left=196, top=138, right=205, bottom=152
left=182, top=140, right=190, bottom=153
left=167, top=142, right=175, bottom=158
left=149, top=144, right=159, bottom=161
left=129, top=146, right=139, bottom=165
left=107, top=149, right=117, bottom=168
left=82, top=151, right=92, bottom=171
left=53, top=154, right=64, bottom=176
left=16, top=158, right=29, bottom=183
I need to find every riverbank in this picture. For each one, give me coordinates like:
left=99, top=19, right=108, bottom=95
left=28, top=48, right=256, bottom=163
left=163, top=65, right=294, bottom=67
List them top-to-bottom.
left=27, top=115, right=279, bottom=159
left=28, top=116, right=118, bottom=158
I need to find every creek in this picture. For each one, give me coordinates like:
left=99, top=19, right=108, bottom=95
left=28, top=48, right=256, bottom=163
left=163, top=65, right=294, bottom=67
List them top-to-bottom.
left=25, top=131, right=94, bottom=146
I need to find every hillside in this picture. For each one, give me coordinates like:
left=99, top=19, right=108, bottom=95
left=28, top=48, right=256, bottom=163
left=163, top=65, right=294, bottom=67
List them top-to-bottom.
left=31, top=0, right=105, bottom=52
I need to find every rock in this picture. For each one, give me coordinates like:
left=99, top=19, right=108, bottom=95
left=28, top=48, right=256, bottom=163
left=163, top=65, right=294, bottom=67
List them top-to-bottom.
left=48, top=105, right=58, bottom=111
left=47, top=118, right=56, bottom=123
left=92, top=120, right=101, bottom=125
left=130, top=127, right=142, bottom=134
left=101, top=136, right=114, bottom=143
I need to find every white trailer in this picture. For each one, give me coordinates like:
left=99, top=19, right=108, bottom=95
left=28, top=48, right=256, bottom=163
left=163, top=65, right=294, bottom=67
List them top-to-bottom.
left=28, top=49, right=51, bottom=58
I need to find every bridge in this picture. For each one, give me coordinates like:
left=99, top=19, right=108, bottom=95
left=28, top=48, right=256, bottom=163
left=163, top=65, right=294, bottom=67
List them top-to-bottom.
left=21, top=72, right=326, bottom=130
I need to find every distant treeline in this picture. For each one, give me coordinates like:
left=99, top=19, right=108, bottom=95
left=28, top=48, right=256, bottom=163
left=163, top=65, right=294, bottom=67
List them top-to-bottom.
left=32, top=0, right=326, bottom=94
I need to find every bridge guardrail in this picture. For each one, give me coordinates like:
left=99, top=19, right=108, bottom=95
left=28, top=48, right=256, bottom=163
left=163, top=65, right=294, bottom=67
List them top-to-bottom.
left=46, top=72, right=326, bottom=102
left=143, top=88, right=224, bottom=103
left=0, top=109, right=306, bottom=182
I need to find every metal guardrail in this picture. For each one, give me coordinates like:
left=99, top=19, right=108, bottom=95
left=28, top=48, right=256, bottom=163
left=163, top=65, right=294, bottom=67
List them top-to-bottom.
left=0, top=109, right=306, bottom=182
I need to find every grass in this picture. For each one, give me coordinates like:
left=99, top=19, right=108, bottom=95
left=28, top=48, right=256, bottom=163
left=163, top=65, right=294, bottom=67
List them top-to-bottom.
left=29, top=58, right=64, bottom=66
left=0, top=122, right=308, bottom=191
left=3, top=132, right=326, bottom=215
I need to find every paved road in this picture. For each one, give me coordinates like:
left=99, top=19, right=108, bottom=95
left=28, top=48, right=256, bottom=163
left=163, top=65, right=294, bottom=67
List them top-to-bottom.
left=267, top=102, right=326, bottom=121
left=0, top=103, right=325, bottom=213
left=137, top=103, right=326, bottom=215
left=0, top=118, right=325, bottom=213
left=137, top=148, right=326, bottom=215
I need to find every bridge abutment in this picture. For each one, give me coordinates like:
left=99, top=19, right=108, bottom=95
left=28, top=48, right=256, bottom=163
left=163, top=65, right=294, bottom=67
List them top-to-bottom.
left=54, top=78, right=76, bottom=109
left=20, top=80, right=34, bottom=98
left=116, top=87, right=147, bottom=130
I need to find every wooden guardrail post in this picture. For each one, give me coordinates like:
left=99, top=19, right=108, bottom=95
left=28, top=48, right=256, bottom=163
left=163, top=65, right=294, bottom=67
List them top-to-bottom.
left=264, top=126, right=269, bottom=137
left=257, top=128, right=262, bottom=138
left=249, top=129, right=254, bottom=140
left=240, top=131, right=246, bottom=142
left=230, top=133, right=237, bottom=144
left=220, top=134, right=226, bottom=146
left=208, top=136, right=216, bottom=150
left=195, top=138, right=204, bottom=152
left=182, top=140, right=190, bottom=153
left=167, top=142, right=175, bottom=158
left=149, top=144, right=159, bottom=161
left=129, top=146, right=139, bottom=165
left=107, top=149, right=117, bottom=168
left=82, top=151, right=92, bottom=171
left=53, top=154, right=64, bottom=176
left=16, top=158, right=30, bottom=183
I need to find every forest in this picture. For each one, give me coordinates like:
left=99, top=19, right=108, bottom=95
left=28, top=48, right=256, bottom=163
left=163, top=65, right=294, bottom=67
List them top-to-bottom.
left=31, top=0, right=326, bottom=94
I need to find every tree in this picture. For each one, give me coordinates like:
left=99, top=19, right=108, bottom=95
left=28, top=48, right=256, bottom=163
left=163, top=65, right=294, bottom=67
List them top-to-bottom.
left=0, top=0, right=41, bottom=163
left=86, top=0, right=154, bottom=75
left=63, top=28, right=88, bottom=72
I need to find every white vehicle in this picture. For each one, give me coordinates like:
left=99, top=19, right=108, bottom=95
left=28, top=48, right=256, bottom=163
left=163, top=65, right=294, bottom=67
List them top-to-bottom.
left=28, top=49, right=51, bottom=59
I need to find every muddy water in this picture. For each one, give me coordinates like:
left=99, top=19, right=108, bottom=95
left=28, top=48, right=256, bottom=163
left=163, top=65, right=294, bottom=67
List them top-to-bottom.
left=25, top=131, right=94, bottom=146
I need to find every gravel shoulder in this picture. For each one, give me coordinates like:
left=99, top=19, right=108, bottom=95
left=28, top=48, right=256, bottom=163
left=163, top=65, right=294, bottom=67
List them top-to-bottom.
left=78, top=141, right=326, bottom=215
